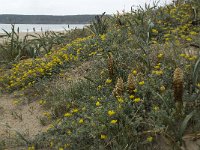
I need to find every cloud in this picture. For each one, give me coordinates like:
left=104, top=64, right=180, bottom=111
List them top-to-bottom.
left=0, top=0, right=172, bottom=15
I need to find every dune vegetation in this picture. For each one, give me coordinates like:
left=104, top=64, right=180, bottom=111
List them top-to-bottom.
left=0, top=0, right=200, bottom=149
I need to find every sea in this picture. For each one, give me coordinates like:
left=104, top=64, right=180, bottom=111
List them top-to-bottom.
left=0, top=24, right=86, bottom=33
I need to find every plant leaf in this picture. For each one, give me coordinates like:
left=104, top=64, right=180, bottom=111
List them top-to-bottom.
left=193, top=56, right=200, bottom=86
left=179, top=110, right=195, bottom=140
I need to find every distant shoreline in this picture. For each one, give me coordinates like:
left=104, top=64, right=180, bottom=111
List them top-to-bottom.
left=0, top=14, right=97, bottom=24
left=0, top=24, right=87, bottom=34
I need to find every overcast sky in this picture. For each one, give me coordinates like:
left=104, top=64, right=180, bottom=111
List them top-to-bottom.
left=0, top=0, right=172, bottom=15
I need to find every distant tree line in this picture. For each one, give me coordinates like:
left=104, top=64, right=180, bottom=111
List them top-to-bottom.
left=0, top=14, right=98, bottom=24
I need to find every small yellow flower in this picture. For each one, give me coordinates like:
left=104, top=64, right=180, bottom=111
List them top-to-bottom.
left=152, top=29, right=158, bottom=34
left=190, top=31, right=197, bottom=35
left=164, top=33, right=170, bottom=37
left=101, top=34, right=106, bottom=41
left=186, top=37, right=192, bottom=41
left=165, top=38, right=170, bottom=41
left=152, top=40, right=157, bottom=44
left=89, top=51, right=97, bottom=56
left=157, top=53, right=164, bottom=59
left=180, top=53, right=186, bottom=57
left=184, top=55, right=190, bottom=59
left=188, top=56, right=197, bottom=61
left=192, top=56, right=197, bottom=60
left=188, top=57, right=193, bottom=61
left=154, top=65, right=160, bottom=69
left=132, top=70, right=137, bottom=75
left=155, top=70, right=163, bottom=76
left=105, top=79, right=112, bottom=84
left=139, top=81, right=145, bottom=86
left=197, top=83, right=200, bottom=88
left=97, top=85, right=102, bottom=90
left=160, top=85, right=165, bottom=92
left=133, top=89, right=138, bottom=93
left=129, top=95, right=134, bottom=99
left=90, top=96, right=95, bottom=100
left=98, top=97, right=103, bottom=101
left=117, top=97, right=124, bottom=103
left=134, top=98, right=141, bottom=103
left=13, top=100, right=19, bottom=105
left=39, top=100, right=46, bottom=105
left=39, top=100, right=43, bottom=105
left=96, top=101, right=101, bottom=106
left=153, top=106, right=159, bottom=111
left=72, top=108, right=78, bottom=113
left=108, top=110, right=116, bottom=116
left=43, top=112, right=51, bottom=118
left=64, top=113, right=72, bottom=117
left=79, top=118, right=84, bottom=124
left=110, top=120, right=118, bottom=124
left=67, top=130, right=72, bottom=135
left=100, top=134, right=107, bottom=139
left=147, top=136, right=153, bottom=142
left=50, top=141, right=54, bottom=147
left=28, top=146, right=35, bottom=150
left=59, top=148, right=64, bottom=150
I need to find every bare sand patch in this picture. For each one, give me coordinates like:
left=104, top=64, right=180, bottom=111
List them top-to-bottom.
left=0, top=31, right=65, bottom=44
left=0, top=32, right=42, bottom=44
left=0, top=94, right=49, bottom=142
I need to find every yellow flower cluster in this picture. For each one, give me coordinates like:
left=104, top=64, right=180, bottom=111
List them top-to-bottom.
left=155, top=4, right=199, bottom=44
left=1, top=35, right=104, bottom=91
left=180, top=54, right=197, bottom=61
left=152, top=63, right=163, bottom=76
left=108, top=110, right=116, bottom=116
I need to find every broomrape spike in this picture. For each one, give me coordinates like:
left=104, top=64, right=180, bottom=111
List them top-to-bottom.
left=173, top=68, right=184, bottom=113
left=113, top=77, right=124, bottom=97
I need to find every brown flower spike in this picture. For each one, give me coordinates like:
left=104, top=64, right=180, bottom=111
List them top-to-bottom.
left=173, top=68, right=184, bottom=113
left=113, top=77, right=124, bottom=97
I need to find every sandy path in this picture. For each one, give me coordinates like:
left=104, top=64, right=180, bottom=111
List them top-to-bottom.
left=0, top=94, right=49, bottom=142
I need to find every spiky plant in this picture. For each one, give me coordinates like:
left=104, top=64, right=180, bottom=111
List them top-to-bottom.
left=87, top=12, right=108, bottom=35
left=173, top=68, right=184, bottom=114
left=127, top=73, right=135, bottom=95
left=113, top=77, right=124, bottom=97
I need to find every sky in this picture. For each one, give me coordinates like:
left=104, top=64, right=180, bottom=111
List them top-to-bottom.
left=0, top=0, right=172, bottom=15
